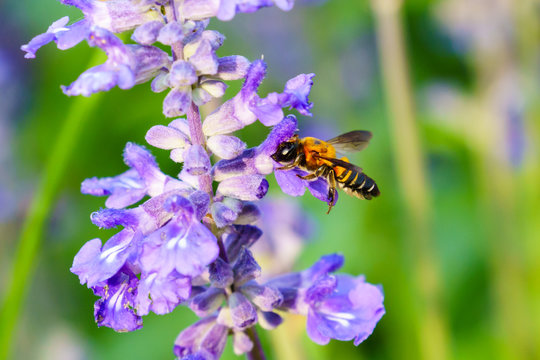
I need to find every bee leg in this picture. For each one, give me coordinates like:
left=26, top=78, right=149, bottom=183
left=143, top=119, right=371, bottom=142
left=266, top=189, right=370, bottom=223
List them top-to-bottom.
left=276, top=156, right=303, bottom=171
left=276, top=164, right=297, bottom=171
left=297, top=165, right=326, bottom=181
left=326, top=169, right=337, bottom=214
left=296, top=173, right=318, bottom=180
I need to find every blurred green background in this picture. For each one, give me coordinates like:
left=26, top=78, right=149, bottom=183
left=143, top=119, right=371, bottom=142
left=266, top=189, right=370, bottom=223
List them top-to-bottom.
left=1, top=0, right=539, bottom=359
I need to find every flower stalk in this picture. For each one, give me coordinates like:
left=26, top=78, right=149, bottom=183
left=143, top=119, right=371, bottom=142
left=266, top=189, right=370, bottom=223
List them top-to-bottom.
left=187, top=101, right=213, bottom=195
left=246, top=327, right=267, bottom=360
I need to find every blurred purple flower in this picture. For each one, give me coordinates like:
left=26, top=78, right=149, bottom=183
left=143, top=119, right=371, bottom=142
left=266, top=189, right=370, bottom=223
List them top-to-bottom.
left=435, top=0, right=514, bottom=53
left=251, top=197, right=315, bottom=277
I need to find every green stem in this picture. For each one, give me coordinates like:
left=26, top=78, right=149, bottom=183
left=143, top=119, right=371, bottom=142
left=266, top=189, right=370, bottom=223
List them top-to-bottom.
left=370, top=1, right=451, bottom=359
left=469, top=21, right=533, bottom=360
left=0, top=54, right=103, bottom=360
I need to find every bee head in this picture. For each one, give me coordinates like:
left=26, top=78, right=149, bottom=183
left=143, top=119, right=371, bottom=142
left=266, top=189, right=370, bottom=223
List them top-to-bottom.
left=271, top=139, right=299, bottom=163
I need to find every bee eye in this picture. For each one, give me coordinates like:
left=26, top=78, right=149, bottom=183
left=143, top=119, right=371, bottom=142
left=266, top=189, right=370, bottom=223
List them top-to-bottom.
left=281, top=148, right=290, bottom=155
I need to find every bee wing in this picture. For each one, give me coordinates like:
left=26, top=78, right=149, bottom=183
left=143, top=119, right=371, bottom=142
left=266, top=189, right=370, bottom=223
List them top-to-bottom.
left=326, top=130, right=372, bottom=153
left=314, top=154, right=363, bottom=173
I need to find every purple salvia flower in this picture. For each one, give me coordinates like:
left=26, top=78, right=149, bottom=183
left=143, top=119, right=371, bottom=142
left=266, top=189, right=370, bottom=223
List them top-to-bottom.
left=30, top=0, right=389, bottom=356
left=60, top=0, right=162, bottom=33
left=182, top=0, right=295, bottom=21
left=21, top=17, right=89, bottom=58
left=131, top=20, right=164, bottom=45
left=62, top=28, right=170, bottom=96
left=156, top=29, right=250, bottom=117
left=202, top=60, right=314, bottom=136
left=202, top=60, right=267, bottom=136
left=250, top=73, right=315, bottom=124
left=212, top=114, right=298, bottom=181
left=211, top=115, right=336, bottom=206
left=145, top=119, right=191, bottom=164
left=207, top=135, right=247, bottom=160
left=81, top=142, right=188, bottom=207
left=184, top=145, right=212, bottom=175
left=274, top=167, right=338, bottom=205
left=81, top=169, right=147, bottom=209
left=216, top=175, right=269, bottom=201
left=140, top=195, right=218, bottom=277
left=210, top=201, right=239, bottom=228
left=224, top=225, right=263, bottom=262
left=71, top=229, right=139, bottom=288
left=269, top=254, right=385, bottom=345
left=209, top=258, right=234, bottom=288
left=93, top=266, right=143, bottom=332
left=135, top=271, right=191, bottom=316
left=306, top=274, right=385, bottom=345
left=190, top=288, right=228, bottom=317
left=218, top=292, right=258, bottom=330
left=174, top=315, right=229, bottom=360
left=232, top=331, right=253, bottom=355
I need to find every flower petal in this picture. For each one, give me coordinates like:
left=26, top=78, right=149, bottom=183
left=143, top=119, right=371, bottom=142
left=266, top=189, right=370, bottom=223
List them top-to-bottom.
left=132, top=20, right=164, bottom=45
left=163, top=87, right=192, bottom=118
left=145, top=125, right=189, bottom=150
left=207, top=135, right=246, bottom=160
left=216, top=175, right=269, bottom=201
left=71, top=229, right=136, bottom=288
left=93, top=268, right=142, bottom=332
left=135, top=271, right=191, bottom=316
left=174, top=316, right=228, bottom=359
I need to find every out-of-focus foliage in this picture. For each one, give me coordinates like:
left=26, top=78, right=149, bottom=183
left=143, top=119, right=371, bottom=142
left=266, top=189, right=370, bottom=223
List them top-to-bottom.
left=1, top=0, right=539, bottom=359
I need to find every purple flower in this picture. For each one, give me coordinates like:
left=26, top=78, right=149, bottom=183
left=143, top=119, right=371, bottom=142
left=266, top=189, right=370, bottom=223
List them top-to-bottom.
left=45, top=0, right=388, bottom=356
left=61, top=0, right=162, bottom=33
left=183, top=0, right=295, bottom=21
left=21, top=17, right=89, bottom=59
left=131, top=20, right=164, bottom=45
left=62, top=28, right=170, bottom=96
left=153, top=29, right=250, bottom=117
left=200, top=59, right=261, bottom=135
left=250, top=73, right=315, bottom=123
left=212, top=114, right=298, bottom=180
left=74, top=140, right=220, bottom=331
left=81, top=142, right=188, bottom=207
left=274, top=167, right=338, bottom=206
left=216, top=175, right=269, bottom=201
left=139, top=195, right=219, bottom=277
left=251, top=197, right=315, bottom=277
left=71, top=229, right=139, bottom=288
left=269, top=254, right=385, bottom=345
left=93, top=267, right=143, bottom=332
left=135, top=271, right=191, bottom=316
left=306, top=274, right=385, bottom=345
left=174, top=316, right=228, bottom=360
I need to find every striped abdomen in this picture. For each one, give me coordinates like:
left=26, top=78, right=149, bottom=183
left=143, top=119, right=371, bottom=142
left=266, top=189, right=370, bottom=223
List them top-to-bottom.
left=336, top=168, right=380, bottom=200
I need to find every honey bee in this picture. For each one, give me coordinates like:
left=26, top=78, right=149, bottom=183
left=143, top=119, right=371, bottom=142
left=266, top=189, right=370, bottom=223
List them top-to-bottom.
left=271, top=130, right=380, bottom=213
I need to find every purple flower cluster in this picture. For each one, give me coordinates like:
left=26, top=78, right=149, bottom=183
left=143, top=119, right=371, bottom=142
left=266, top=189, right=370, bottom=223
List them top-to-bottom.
left=24, top=0, right=385, bottom=358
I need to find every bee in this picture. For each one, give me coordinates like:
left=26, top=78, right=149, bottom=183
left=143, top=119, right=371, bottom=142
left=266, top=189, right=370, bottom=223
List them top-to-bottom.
left=271, top=130, right=380, bottom=213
